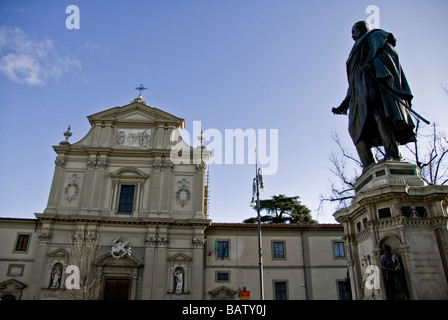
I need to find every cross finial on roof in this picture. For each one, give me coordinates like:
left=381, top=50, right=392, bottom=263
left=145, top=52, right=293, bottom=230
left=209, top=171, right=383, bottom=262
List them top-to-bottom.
left=135, top=84, right=147, bottom=95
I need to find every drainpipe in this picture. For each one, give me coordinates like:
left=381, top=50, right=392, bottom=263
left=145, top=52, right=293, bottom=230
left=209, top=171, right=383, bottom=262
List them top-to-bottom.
left=300, top=230, right=310, bottom=300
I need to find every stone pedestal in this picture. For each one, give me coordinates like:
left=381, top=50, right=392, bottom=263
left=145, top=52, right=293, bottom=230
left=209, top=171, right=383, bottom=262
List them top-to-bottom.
left=334, top=161, right=448, bottom=300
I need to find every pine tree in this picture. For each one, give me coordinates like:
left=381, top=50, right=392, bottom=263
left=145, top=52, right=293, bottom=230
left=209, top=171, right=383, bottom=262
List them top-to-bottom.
left=243, top=194, right=317, bottom=224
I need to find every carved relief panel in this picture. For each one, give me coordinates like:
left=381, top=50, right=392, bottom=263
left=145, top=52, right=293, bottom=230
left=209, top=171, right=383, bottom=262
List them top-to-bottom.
left=116, top=129, right=151, bottom=148
left=61, top=172, right=84, bottom=207
left=174, top=177, right=193, bottom=212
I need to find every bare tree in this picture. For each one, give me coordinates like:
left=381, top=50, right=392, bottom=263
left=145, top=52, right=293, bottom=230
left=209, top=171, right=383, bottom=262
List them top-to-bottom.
left=439, top=81, right=448, bottom=95
left=403, top=120, right=448, bottom=185
left=319, top=122, right=448, bottom=213
left=318, top=133, right=360, bottom=211
left=65, top=227, right=104, bottom=300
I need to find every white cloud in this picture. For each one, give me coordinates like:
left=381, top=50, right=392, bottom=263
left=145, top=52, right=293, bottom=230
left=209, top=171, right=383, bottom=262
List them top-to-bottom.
left=0, top=26, right=81, bottom=86
left=81, top=40, right=109, bottom=55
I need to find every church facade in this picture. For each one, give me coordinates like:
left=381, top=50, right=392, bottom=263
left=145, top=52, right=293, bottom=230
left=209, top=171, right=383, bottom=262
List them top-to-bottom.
left=0, top=95, right=348, bottom=300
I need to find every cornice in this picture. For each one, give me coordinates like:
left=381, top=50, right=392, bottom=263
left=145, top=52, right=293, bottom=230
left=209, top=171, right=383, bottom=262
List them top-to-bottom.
left=52, top=145, right=176, bottom=158
left=334, top=184, right=448, bottom=223
left=34, top=213, right=211, bottom=228
left=348, top=216, right=448, bottom=239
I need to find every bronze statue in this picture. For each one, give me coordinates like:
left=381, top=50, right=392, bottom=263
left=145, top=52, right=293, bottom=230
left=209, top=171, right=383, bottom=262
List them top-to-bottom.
left=332, top=21, right=418, bottom=170
left=380, top=244, right=408, bottom=300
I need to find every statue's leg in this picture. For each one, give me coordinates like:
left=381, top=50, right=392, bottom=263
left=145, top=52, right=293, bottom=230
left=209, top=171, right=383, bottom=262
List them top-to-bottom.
left=373, top=108, right=400, bottom=160
left=355, top=140, right=376, bottom=169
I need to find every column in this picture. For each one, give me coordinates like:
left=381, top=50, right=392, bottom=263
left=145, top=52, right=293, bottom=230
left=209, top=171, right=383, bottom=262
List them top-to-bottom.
left=133, top=181, right=142, bottom=216
left=153, top=227, right=168, bottom=299
left=26, top=231, right=52, bottom=299
left=191, top=232, right=205, bottom=299
left=345, top=235, right=362, bottom=299
left=141, top=236, right=156, bottom=299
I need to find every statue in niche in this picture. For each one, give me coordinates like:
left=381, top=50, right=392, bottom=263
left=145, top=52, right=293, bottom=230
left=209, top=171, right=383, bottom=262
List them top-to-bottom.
left=380, top=244, right=408, bottom=300
left=50, top=264, right=62, bottom=288
left=174, top=269, right=184, bottom=293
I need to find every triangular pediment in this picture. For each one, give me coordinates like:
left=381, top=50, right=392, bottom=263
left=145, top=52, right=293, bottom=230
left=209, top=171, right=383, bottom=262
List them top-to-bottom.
left=55, top=97, right=191, bottom=152
left=87, top=101, right=184, bottom=128
left=121, top=110, right=154, bottom=121
left=47, top=248, right=69, bottom=258
left=95, top=252, right=143, bottom=267
left=168, top=253, right=192, bottom=262
left=0, top=279, right=27, bottom=290
left=209, top=286, right=237, bottom=300
left=209, top=286, right=238, bottom=295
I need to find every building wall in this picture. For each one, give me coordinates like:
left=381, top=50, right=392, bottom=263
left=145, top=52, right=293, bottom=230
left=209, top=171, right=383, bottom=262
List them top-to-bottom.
left=0, top=218, right=37, bottom=300
left=0, top=219, right=347, bottom=300
left=204, top=224, right=347, bottom=300
left=304, top=232, right=348, bottom=299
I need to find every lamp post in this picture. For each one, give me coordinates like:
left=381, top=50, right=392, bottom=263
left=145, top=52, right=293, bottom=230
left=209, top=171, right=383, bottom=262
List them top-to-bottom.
left=250, top=162, right=266, bottom=300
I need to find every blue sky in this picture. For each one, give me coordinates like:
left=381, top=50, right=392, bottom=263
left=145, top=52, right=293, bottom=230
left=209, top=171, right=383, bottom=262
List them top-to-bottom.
left=0, top=0, right=447, bottom=224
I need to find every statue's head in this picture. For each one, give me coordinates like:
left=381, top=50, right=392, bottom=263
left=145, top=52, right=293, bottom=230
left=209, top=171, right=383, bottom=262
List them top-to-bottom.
left=352, top=21, right=370, bottom=41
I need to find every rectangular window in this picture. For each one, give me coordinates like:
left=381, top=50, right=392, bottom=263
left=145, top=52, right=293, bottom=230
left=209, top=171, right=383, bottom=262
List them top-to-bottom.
left=118, top=185, right=135, bottom=213
left=378, top=207, right=392, bottom=219
left=15, top=234, right=30, bottom=252
left=217, top=240, right=229, bottom=259
left=272, top=241, right=285, bottom=259
left=333, top=241, right=345, bottom=258
left=216, top=272, right=230, bottom=282
left=337, top=280, right=351, bottom=300
left=274, top=281, right=287, bottom=300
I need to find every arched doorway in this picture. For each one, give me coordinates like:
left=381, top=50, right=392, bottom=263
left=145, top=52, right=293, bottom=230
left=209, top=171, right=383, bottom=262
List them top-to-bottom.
left=95, top=252, right=143, bottom=300
left=103, top=278, right=131, bottom=300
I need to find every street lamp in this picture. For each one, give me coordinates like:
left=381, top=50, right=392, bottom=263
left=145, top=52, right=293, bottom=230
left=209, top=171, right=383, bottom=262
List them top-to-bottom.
left=250, top=163, right=265, bottom=300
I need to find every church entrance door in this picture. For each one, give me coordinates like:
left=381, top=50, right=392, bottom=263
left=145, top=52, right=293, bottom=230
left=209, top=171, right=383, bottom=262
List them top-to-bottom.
left=103, top=278, right=130, bottom=300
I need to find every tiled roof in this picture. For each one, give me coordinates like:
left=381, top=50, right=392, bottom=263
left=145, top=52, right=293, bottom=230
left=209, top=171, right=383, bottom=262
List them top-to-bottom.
left=0, top=217, right=37, bottom=222
left=209, top=222, right=342, bottom=229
